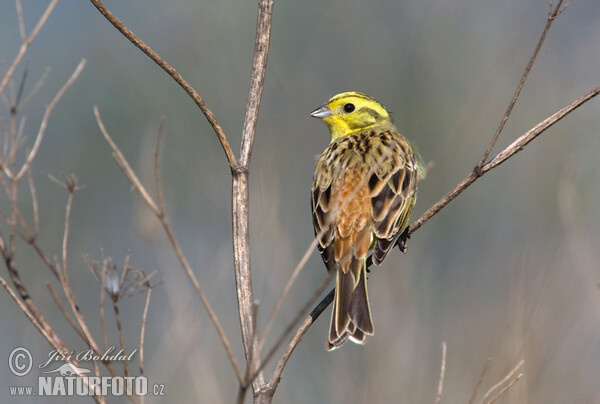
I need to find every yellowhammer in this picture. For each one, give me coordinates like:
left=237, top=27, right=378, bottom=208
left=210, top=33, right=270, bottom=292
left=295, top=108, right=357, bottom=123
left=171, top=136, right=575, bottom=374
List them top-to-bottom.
left=310, top=92, right=420, bottom=350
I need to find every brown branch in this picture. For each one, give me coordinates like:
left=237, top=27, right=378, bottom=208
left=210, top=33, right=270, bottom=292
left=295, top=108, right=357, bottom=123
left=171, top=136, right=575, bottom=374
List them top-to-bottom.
left=0, top=0, right=59, bottom=96
left=89, top=0, right=236, bottom=166
left=232, top=0, right=273, bottom=395
left=238, top=0, right=273, bottom=167
left=476, top=0, right=570, bottom=170
left=15, top=59, right=86, bottom=181
left=407, top=85, right=600, bottom=237
left=94, top=107, right=244, bottom=384
left=257, top=235, right=321, bottom=357
left=46, top=283, right=86, bottom=341
left=268, top=285, right=334, bottom=390
left=139, top=286, right=152, bottom=376
left=113, top=300, right=131, bottom=378
left=434, top=342, right=447, bottom=404
left=469, top=358, right=493, bottom=404
left=480, top=360, right=524, bottom=404
left=486, top=374, right=523, bottom=404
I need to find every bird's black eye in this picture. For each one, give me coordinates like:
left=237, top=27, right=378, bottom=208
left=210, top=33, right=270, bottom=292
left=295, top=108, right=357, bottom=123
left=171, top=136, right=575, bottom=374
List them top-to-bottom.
left=343, top=103, right=355, bottom=113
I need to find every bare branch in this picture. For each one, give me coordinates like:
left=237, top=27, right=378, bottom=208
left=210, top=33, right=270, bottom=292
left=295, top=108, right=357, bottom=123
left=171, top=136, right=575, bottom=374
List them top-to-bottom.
left=0, top=0, right=60, bottom=96
left=15, top=0, right=26, bottom=43
left=89, top=0, right=236, bottom=166
left=232, top=0, right=274, bottom=393
left=239, top=0, right=274, bottom=167
left=476, top=0, right=568, bottom=170
left=15, top=59, right=86, bottom=181
left=20, top=67, right=51, bottom=111
left=407, top=85, right=600, bottom=237
left=94, top=107, right=160, bottom=215
left=95, top=107, right=244, bottom=384
left=154, top=117, right=166, bottom=214
left=26, top=167, right=39, bottom=235
left=52, top=183, right=120, bottom=380
left=257, top=233, right=321, bottom=357
left=99, top=258, right=109, bottom=351
left=1, top=275, right=44, bottom=336
left=267, top=281, right=334, bottom=390
left=47, top=283, right=86, bottom=341
left=139, top=286, right=152, bottom=376
left=113, top=300, right=131, bottom=378
left=434, top=342, right=447, bottom=404
left=468, top=358, right=493, bottom=404
left=479, top=359, right=524, bottom=404
left=486, top=373, right=524, bottom=404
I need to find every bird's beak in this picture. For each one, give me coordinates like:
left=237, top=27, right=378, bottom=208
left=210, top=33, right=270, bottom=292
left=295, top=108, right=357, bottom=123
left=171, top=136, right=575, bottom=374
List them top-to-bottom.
left=309, top=105, right=333, bottom=119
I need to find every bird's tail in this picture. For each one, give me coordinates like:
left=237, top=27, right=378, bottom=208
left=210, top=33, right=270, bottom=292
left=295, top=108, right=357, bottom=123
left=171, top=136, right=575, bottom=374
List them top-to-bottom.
left=327, top=256, right=374, bottom=350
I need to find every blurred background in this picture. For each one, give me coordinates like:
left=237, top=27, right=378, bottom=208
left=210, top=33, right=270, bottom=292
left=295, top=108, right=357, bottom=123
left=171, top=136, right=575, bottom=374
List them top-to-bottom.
left=1, top=0, right=599, bottom=402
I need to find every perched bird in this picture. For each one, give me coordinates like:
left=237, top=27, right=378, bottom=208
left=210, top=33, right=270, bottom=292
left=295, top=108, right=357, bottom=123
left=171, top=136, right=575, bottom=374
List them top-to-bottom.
left=310, top=92, right=420, bottom=350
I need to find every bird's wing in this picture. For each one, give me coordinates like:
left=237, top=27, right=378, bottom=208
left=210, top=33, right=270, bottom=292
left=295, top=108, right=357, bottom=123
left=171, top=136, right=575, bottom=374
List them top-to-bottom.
left=366, top=130, right=419, bottom=265
left=312, top=147, right=336, bottom=273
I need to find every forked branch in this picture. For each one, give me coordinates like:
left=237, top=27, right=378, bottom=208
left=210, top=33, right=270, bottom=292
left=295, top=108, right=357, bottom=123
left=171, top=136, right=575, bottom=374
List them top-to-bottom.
left=89, top=0, right=236, bottom=166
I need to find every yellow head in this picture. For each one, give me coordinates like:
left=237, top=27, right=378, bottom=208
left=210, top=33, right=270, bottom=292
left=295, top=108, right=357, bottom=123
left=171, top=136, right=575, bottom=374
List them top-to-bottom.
left=310, top=92, right=394, bottom=141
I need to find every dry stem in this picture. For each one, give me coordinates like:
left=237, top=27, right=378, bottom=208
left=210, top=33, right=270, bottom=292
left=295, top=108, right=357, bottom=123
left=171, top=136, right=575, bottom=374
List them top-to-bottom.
left=89, top=0, right=236, bottom=166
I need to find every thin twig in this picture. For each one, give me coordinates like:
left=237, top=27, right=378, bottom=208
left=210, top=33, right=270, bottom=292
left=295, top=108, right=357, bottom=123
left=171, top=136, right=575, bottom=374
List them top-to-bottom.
left=0, top=0, right=60, bottom=96
left=15, top=0, right=26, bottom=43
left=89, top=0, right=236, bottom=166
left=475, top=0, right=569, bottom=170
left=15, top=59, right=86, bottom=181
left=20, top=67, right=51, bottom=111
left=406, top=85, right=600, bottom=238
left=95, top=107, right=244, bottom=384
left=95, top=108, right=160, bottom=215
left=154, top=117, right=166, bottom=214
left=26, top=167, right=39, bottom=235
left=53, top=184, right=121, bottom=380
left=257, top=233, right=322, bottom=357
left=99, top=258, right=109, bottom=351
left=1, top=275, right=42, bottom=335
left=46, top=283, right=86, bottom=341
left=268, top=285, right=335, bottom=390
left=139, top=286, right=152, bottom=376
left=113, top=300, right=131, bottom=378
left=434, top=342, right=447, bottom=404
left=468, top=357, right=493, bottom=404
left=479, top=360, right=525, bottom=404
left=486, top=373, right=524, bottom=404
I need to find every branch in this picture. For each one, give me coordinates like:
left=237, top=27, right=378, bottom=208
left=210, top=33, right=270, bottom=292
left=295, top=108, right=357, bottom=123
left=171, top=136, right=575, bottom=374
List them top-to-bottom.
left=0, top=0, right=59, bottom=96
left=89, top=0, right=236, bottom=166
left=232, top=0, right=273, bottom=395
left=239, top=0, right=273, bottom=168
left=476, top=0, right=570, bottom=169
left=15, top=59, right=86, bottom=181
left=408, top=85, right=600, bottom=236
left=94, top=107, right=244, bottom=384
left=268, top=287, right=334, bottom=390
left=434, top=342, right=447, bottom=404
left=468, top=358, right=493, bottom=404
left=479, top=359, right=524, bottom=404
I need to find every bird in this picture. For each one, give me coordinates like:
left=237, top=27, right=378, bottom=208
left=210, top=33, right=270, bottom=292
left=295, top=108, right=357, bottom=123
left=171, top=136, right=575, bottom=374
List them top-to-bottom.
left=310, top=91, right=421, bottom=350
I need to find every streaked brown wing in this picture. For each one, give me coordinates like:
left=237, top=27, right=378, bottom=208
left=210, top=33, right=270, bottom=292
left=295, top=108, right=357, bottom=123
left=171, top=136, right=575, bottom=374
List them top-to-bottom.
left=368, top=131, right=418, bottom=265
left=312, top=152, right=336, bottom=273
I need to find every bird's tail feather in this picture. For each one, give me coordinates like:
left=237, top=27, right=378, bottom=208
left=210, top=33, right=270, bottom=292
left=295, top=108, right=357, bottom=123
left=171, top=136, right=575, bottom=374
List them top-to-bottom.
left=327, top=256, right=373, bottom=350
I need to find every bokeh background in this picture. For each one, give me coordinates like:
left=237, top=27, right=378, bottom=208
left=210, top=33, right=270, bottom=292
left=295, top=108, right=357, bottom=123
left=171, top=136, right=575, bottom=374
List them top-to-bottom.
left=1, top=0, right=599, bottom=403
